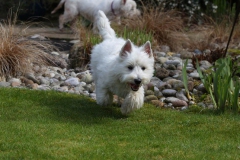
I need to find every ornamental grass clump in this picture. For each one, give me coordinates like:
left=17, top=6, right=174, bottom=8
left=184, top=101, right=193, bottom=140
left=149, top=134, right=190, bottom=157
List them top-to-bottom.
left=123, top=6, right=185, bottom=51
left=0, top=13, right=55, bottom=78
left=71, top=22, right=102, bottom=68
left=119, top=27, right=153, bottom=46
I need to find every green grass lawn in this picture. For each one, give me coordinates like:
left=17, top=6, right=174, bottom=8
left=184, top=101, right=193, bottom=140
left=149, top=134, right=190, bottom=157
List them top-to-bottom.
left=0, top=88, right=240, bottom=159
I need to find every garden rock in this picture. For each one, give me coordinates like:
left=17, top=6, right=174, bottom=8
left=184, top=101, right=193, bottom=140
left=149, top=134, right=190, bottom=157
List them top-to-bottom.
left=159, top=45, right=170, bottom=53
left=179, top=50, right=193, bottom=59
left=156, top=57, right=168, bottom=64
left=165, top=59, right=181, bottom=66
left=155, top=68, right=169, bottom=79
left=77, top=70, right=93, bottom=84
left=189, top=72, right=200, bottom=79
left=25, top=73, right=40, bottom=84
left=20, top=77, right=34, bottom=86
left=65, top=77, right=80, bottom=86
left=150, top=77, right=161, bottom=87
left=9, top=78, right=21, bottom=87
left=157, top=81, right=171, bottom=91
left=187, top=81, right=194, bottom=91
left=0, top=82, right=11, bottom=87
left=30, top=83, right=39, bottom=89
left=162, top=89, right=177, bottom=97
left=145, top=90, right=155, bottom=96
left=176, top=90, right=189, bottom=102
left=144, top=95, right=158, bottom=102
left=172, top=99, right=188, bottom=107
left=150, top=100, right=164, bottom=107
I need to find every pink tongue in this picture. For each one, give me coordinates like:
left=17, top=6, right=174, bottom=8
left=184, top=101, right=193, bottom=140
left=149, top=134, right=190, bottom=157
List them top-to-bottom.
left=131, top=84, right=139, bottom=91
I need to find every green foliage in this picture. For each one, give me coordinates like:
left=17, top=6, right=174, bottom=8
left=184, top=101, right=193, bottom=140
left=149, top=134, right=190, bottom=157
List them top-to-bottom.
left=135, top=0, right=236, bottom=22
left=212, top=0, right=236, bottom=19
left=82, top=27, right=153, bottom=51
left=119, top=27, right=153, bottom=46
left=83, top=33, right=101, bottom=51
left=196, top=57, right=240, bottom=113
left=182, top=59, right=192, bottom=100
left=182, top=59, right=189, bottom=93
left=0, top=88, right=240, bottom=159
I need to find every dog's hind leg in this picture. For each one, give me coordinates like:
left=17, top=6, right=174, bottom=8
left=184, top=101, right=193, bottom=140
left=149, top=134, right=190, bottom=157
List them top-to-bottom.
left=96, top=88, right=113, bottom=106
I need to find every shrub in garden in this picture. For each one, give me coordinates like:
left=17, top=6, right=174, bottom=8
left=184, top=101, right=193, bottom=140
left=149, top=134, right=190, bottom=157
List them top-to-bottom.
left=136, top=0, right=236, bottom=22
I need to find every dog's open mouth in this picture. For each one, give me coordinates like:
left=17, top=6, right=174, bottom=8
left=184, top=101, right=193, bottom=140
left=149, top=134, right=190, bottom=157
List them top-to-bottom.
left=130, top=83, right=140, bottom=91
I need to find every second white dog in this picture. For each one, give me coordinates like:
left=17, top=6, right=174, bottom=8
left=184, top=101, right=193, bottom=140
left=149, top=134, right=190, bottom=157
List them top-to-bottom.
left=51, top=0, right=140, bottom=31
left=90, top=11, right=154, bottom=115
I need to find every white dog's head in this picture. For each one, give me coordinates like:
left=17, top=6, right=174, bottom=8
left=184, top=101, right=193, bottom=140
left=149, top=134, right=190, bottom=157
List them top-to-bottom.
left=120, top=0, right=141, bottom=18
left=117, top=39, right=154, bottom=91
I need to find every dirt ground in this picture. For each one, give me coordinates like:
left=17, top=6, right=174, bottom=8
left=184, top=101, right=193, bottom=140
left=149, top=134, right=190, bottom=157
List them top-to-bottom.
left=15, top=25, right=78, bottom=40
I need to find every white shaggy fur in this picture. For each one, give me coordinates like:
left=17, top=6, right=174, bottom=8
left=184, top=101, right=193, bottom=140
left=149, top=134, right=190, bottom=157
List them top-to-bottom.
left=51, top=0, right=140, bottom=31
left=90, top=11, right=154, bottom=115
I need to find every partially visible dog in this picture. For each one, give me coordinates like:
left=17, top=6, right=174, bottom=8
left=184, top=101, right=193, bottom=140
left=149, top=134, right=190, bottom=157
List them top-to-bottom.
left=51, top=0, right=140, bottom=31
left=90, top=10, right=154, bottom=115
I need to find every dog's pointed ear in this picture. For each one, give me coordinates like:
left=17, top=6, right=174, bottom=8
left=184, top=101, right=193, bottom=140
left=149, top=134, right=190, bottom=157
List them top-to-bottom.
left=122, top=0, right=127, bottom=5
left=120, top=39, right=132, bottom=57
left=143, top=41, right=153, bottom=57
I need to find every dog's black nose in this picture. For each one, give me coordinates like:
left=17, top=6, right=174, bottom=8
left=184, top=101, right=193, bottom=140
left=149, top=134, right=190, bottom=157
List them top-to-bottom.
left=134, top=78, right=142, bottom=85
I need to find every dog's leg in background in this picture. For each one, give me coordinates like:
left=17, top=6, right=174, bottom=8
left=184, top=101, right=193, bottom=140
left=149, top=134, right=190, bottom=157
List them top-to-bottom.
left=51, top=0, right=66, bottom=14
left=59, top=7, right=78, bottom=30
left=59, top=14, right=65, bottom=30
left=115, top=16, right=121, bottom=25
left=96, top=87, right=113, bottom=106
left=121, top=87, right=144, bottom=115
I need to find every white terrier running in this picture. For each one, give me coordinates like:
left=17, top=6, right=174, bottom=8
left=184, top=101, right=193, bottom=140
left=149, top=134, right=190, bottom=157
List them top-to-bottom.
left=51, top=0, right=140, bottom=31
left=90, top=11, right=154, bottom=115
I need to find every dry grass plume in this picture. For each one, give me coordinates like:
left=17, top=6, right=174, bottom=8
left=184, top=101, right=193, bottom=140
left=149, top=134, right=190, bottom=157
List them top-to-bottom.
left=0, top=12, right=56, bottom=78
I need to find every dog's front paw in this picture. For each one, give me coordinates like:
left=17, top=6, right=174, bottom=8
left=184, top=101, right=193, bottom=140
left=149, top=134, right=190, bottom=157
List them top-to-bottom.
left=120, top=89, right=144, bottom=115
left=120, top=104, right=131, bottom=115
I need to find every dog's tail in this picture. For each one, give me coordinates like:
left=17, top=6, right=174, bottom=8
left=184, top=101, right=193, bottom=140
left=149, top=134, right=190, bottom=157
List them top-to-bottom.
left=51, top=0, right=66, bottom=14
left=96, top=10, right=116, bottom=40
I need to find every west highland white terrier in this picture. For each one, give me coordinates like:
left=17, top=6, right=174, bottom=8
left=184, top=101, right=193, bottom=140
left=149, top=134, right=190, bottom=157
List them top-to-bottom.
left=51, top=0, right=140, bottom=31
left=90, top=11, right=154, bottom=115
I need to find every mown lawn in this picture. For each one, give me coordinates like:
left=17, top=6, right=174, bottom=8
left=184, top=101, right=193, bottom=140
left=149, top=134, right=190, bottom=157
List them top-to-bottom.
left=0, top=87, right=240, bottom=159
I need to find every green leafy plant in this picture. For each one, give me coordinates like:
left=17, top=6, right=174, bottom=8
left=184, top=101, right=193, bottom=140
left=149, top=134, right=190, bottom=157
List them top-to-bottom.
left=211, top=0, right=237, bottom=20
left=196, top=57, right=240, bottom=113
left=182, top=59, right=193, bottom=101
left=196, top=61, right=215, bottom=106
left=228, top=78, right=240, bottom=112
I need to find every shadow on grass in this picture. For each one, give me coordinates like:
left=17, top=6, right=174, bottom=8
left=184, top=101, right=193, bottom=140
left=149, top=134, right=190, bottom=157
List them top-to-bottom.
left=0, top=88, right=126, bottom=125
left=40, top=91, right=128, bottom=124
left=43, top=92, right=127, bottom=124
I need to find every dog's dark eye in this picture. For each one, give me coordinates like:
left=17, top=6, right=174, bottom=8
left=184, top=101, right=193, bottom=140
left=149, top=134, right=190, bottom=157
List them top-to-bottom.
left=128, top=66, right=134, bottom=70
left=142, top=67, right=146, bottom=70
